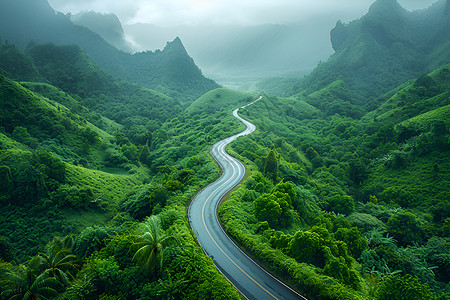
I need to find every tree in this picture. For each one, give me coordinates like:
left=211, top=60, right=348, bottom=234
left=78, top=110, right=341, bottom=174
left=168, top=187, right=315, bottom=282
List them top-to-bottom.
left=11, top=126, right=38, bottom=148
left=139, top=144, right=151, bottom=167
left=264, top=149, right=279, bottom=181
left=0, top=164, right=14, bottom=198
left=272, top=181, right=296, bottom=206
left=253, top=193, right=282, bottom=226
left=327, top=194, right=355, bottom=215
left=387, top=211, right=423, bottom=247
left=130, top=215, right=173, bottom=273
left=334, top=227, right=367, bottom=258
left=289, top=230, right=325, bottom=267
left=0, top=235, right=15, bottom=262
left=39, top=235, right=79, bottom=287
left=1, top=256, right=61, bottom=299
left=323, top=257, right=360, bottom=288
left=374, top=274, right=433, bottom=300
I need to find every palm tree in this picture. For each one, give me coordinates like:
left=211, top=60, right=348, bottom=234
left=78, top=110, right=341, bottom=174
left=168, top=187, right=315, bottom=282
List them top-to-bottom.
left=130, top=215, right=174, bottom=273
left=39, top=235, right=79, bottom=287
left=1, top=256, right=61, bottom=300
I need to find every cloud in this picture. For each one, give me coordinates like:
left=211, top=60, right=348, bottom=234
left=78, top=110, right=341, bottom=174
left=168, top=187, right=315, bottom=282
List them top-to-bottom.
left=47, top=0, right=438, bottom=27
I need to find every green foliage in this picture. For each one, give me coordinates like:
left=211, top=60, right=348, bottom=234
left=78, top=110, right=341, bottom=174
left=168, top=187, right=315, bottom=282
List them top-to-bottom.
left=0, top=6, right=449, bottom=298
left=0, top=42, right=43, bottom=82
left=139, top=144, right=151, bottom=167
left=263, top=149, right=279, bottom=180
left=0, top=164, right=14, bottom=198
left=121, top=184, right=168, bottom=221
left=51, top=185, right=94, bottom=209
left=253, top=193, right=282, bottom=227
left=326, top=194, right=355, bottom=215
left=387, top=211, right=424, bottom=247
left=346, top=212, right=385, bottom=233
left=130, top=216, right=173, bottom=274
left=74, top=227, right=112, bottom=259
left=334, top=227, right=367, bottom=258
left=289, top=229, right=325, bottom=267
left=0, top=235, right=15, bottom=262
left=39, top=235, right=79, bottom=287
left=1, top=256, right=62, bottom=299
left=323, top=256, right=360, bottom=288
left=374, top=274, right=434, bottom=300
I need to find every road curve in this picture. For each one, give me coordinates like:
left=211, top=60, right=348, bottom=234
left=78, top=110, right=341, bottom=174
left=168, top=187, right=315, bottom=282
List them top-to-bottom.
left=188, top=97, right=306, bottom=300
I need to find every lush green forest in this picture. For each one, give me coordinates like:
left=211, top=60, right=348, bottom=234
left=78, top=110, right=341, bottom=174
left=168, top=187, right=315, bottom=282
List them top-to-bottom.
left=0, top=0, right=449, bottom=299
left=0, top=0, right=220, bottom=104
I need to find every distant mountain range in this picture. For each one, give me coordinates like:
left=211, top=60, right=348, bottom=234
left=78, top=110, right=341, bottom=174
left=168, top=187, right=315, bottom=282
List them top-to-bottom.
left=0, top=0, right=219, bottom=103
left=70, top=11, right=132, bottom=53
left=123, top=22, right=334, bottom=79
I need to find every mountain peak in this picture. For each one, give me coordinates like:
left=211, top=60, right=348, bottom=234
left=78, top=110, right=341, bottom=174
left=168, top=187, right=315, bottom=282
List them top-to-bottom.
left=367, top=0, right=404, bottom=15
left=163, top=37, right=188, bottom=55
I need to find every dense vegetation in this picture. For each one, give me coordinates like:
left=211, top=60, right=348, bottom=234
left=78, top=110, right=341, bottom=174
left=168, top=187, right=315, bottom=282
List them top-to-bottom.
left=0, top=0, right=449, bottom=299
left=0, top=0, right=220, bottom=104
left=293, top=0, right=450, bottom=109
left=0, top=52, right=242, bottom=298
left=217, top=65, right=450, bottom=299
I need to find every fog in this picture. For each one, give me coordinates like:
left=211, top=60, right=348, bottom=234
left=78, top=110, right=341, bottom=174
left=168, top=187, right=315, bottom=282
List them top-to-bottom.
left=47, top=0, right=439, bottom=86
left=48, top=0, right=437, bottom=26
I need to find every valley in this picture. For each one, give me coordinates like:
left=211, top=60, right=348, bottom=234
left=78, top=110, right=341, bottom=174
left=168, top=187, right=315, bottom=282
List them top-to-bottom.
left=0, top=0, right=449, bottom=299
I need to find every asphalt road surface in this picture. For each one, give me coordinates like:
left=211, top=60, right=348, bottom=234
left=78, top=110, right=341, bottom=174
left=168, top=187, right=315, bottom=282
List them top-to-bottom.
left=188, top=98, right=306, bottom=300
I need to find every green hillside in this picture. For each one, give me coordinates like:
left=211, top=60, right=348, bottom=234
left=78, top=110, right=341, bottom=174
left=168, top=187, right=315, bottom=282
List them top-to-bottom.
left=0, top=0, right=220, bottom=103
left=294, top=0, right=450, bottom=108
left=0, top=43, right=43, bottom=82
left=215, top=65, right=450, bottom=299
left=0, top=73, right=249, bottom=298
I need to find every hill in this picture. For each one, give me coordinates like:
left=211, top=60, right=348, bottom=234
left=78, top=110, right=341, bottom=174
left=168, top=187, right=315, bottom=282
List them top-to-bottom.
left=0, top=0, right=219, bottom=103
left=293, top=0, right=450, bottom=107
left=124, top=21, right=334, bottom=80
left=0, top=42, right=184, bottom=145
left=0, top=72, right=151, bottom=255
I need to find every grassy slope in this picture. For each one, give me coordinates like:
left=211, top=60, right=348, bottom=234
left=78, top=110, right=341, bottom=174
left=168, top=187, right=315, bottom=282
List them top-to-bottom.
left=0, top=75, right=151, bottom=258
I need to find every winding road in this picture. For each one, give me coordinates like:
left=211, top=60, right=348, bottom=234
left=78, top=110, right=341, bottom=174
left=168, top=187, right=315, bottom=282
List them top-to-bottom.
left=188, top=97, right=306, bottom=300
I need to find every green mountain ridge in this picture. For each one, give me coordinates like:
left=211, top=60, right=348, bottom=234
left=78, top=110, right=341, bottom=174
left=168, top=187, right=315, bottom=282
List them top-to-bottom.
left=0, top=0, right=220, bottom=103
left=294, top=0, right=450, bottom=108
left=0, top=42, right=182, bottom=146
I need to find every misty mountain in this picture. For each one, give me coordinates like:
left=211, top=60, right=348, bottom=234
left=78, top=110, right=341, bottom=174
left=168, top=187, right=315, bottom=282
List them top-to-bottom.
left=0, top=0, right=219, bottom=102
left=293, top=0, right=450, bottom=106
left=70, top=11, right=132, bottom=52
left=124, top=21, right=335, bottom=80
left=0, top=43, right=44, bottom=82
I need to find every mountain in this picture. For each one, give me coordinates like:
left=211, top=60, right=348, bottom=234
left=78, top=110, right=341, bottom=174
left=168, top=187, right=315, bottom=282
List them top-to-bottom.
left=0, top=0, right=219, bottom=103
left=293, top=0, right=450, bottom=107
left=70, top=11, right=132, bottom=52
left=124, top=21, right=335, bottom=82
left=0, top=43, right=44, bottom=82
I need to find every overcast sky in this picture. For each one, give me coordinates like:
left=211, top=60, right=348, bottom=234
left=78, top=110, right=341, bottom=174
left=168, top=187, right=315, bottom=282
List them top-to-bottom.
left=47, top=0, right=438, bottom=27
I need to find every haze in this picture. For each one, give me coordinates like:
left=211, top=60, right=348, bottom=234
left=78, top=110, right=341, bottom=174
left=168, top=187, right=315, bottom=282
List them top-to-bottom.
left=46, top=0, right=439, bottom=88
left=48, top=0, right=437, bottom=27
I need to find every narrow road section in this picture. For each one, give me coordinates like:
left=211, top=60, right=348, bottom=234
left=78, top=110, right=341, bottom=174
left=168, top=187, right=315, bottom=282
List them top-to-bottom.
left=188, top=97, right=306, bottom=300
